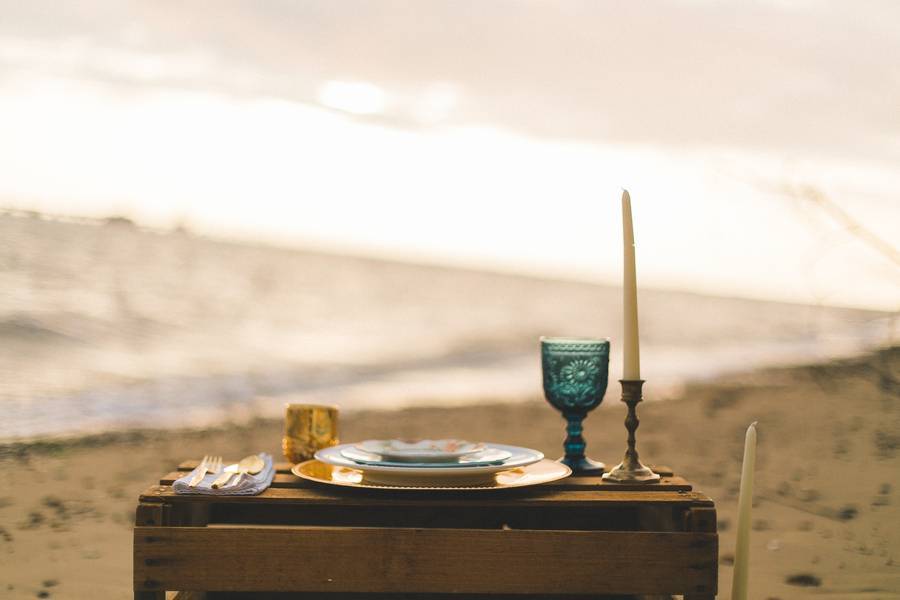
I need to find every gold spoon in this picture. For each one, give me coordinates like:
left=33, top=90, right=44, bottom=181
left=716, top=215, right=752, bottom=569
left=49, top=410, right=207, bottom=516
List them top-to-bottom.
left=211, top=454, right=265, bottom=489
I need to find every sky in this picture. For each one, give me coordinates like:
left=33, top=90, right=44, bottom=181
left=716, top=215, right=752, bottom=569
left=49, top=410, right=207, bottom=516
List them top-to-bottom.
left=0, top=0, right=898, bottom=310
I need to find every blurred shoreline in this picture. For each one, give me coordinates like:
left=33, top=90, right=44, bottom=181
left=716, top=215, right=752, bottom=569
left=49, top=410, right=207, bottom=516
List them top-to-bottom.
left=1, top=209, right=894, bottom=443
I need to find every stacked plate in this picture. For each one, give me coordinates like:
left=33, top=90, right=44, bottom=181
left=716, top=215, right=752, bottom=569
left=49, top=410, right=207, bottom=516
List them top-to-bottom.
left=310, top=438, right=552, bottom=487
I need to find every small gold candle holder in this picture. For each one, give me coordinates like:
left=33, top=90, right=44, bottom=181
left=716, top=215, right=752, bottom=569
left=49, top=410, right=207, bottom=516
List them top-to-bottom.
left=602, top=380, right=660, bottom=484
left=282, top=403, right=339, bottom=464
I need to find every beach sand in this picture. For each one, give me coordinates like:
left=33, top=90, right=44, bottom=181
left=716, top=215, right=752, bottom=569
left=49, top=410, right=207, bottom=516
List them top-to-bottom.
left=0, top=346, right=897, bottom=598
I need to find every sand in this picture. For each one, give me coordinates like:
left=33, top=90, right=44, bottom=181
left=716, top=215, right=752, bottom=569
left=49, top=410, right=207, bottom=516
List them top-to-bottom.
left=0, top=347, right=898, bottom=599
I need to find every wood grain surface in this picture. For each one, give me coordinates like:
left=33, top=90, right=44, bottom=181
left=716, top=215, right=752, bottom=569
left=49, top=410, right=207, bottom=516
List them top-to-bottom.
left=135, top=526, right=717, bottom=595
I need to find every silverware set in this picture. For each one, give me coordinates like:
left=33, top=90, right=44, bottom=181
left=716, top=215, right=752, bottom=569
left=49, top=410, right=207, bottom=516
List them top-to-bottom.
left=188, top=454, right=265, bottom=489
left=212, top=454, right=266, bottom=489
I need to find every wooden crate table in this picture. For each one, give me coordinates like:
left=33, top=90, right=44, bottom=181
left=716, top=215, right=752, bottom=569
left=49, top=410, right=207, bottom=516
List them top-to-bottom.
left=134, top=461, right=718, bottom=599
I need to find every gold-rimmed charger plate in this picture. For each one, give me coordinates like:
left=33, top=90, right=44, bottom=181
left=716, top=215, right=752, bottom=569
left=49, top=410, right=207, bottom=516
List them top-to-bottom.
left=292, top=458, right=571, bottom=490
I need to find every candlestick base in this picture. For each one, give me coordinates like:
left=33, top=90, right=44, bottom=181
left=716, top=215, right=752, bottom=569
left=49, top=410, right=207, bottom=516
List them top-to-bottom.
left=602, top=379, right=660, bottom=484
left=602, top=460, right=660, bottom=483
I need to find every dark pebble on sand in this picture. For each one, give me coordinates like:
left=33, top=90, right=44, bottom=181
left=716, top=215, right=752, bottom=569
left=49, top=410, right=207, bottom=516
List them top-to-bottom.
left=874, top=429, right=900, bottom=458
left=879, top=483, right=891, bottom=495
left=799, top=487, right=821, bottom=502
left=41, top=496, right=65, bottom=516
left=837, top=505, right=858, bottom=521
left=19, top=511, right=44, bottom=529
left=717, top=518, right=730, bottom=531
left=0, top=526, right=13, bottom=542
left=720, top=553, right=734, bottom=565
left=786, top=573, right=822, bottom=587
left=42, top=580, right=57, bottom=588
left=36, top=591, right=49, bottom=598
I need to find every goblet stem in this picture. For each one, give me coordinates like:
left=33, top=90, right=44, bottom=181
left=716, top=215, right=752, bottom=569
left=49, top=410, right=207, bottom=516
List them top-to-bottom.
left=560, top=411, right=605, bottom=474
left=563, top=411, right=586, bottom=464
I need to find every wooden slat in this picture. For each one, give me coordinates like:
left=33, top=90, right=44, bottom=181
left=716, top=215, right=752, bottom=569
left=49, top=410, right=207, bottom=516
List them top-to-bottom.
left=176, top=460, right=676, bottom=479
left=158, top=471, right=691, bottom=491
left=139, top=484, right=711, bottom=507
left=135, top=502, right=165, bottom=527
left=205, top=503, right=648, bottom=532
left=686, top=506, right=718, bottom=533
left=135, top=526, right=717, bottom=595
left=201, top=594, right=634, bottom=599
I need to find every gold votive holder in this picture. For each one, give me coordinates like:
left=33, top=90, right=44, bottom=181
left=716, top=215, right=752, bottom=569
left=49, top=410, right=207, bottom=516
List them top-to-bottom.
left=282, top=403, right=339, bottom=464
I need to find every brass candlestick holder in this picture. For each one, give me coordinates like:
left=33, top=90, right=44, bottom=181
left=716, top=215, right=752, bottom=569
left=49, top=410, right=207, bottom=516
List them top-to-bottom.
left=602, top=379, right=660, bottom=483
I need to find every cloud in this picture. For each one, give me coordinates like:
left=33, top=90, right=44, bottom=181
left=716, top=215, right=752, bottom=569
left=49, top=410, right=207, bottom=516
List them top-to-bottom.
left=2, top=1, right=899, bottom=164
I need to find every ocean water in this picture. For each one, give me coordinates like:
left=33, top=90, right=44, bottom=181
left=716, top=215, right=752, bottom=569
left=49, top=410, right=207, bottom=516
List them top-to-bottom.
left=0, top=213, right=892, bottom=442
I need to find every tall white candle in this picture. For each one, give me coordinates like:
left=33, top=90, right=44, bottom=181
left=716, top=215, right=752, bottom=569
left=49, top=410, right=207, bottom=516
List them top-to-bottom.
left=621, top=190, right=641, bottom=380
left=731, top=422, right=758, bottom=600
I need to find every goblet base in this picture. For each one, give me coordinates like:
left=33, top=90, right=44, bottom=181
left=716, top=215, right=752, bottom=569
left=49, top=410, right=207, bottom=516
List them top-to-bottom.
left=558, top=455, right=605, bottom=475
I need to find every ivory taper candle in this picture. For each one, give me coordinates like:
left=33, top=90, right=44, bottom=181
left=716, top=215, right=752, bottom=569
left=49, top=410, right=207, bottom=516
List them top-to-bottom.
left=622, top=190, right=640, bottom=380
left=731, top=421, right=758, bottom=600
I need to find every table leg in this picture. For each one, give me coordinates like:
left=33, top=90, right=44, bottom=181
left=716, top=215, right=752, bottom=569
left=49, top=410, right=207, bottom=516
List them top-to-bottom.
left=134, top=500, right=207, bottom=599
left=684, top=505, right=718, bottom=599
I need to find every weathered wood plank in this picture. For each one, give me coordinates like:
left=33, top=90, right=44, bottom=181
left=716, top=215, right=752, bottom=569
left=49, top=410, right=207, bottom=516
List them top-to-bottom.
left=177, top=460, right=675, bottom=479
left=158, top=471, right=691, bottom=491
left=139, top=484, right=711, bottom=507
left=135, top=503, right=165, bottom=527
left=207, top=503, right=651, bottom=532
left=686, top=506, right=718, bottom=533
left=135, top=526, right=717, bottom=595
left=200, top=594, right=635, bottom=599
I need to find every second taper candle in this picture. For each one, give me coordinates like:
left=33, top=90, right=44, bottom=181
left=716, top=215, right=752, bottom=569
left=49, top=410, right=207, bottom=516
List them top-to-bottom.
left=622, top=190, right=640, bottom=380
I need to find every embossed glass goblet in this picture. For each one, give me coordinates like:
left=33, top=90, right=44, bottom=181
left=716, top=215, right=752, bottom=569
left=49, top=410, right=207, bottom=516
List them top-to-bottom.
left=541, top=337, right=610, bottom=474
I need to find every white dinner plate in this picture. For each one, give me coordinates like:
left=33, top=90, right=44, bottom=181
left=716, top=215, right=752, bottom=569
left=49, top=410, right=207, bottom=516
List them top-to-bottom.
left=316, top=443, right=544, bottom=486
left=293, top=458, right=570, bottom=490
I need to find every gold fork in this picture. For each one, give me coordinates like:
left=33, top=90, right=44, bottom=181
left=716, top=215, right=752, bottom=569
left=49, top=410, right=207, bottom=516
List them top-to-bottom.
left=188, top=455, right=222, bottom=487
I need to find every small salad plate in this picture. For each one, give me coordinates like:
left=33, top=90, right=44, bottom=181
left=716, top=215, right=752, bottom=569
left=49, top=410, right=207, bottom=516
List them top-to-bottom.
left=354, top=439, right=485, bottom=463
left=340, top=445, right=512, bottom=467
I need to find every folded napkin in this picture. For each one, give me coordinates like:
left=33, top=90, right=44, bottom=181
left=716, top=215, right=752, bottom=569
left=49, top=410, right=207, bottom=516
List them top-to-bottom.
left=173, top=453, right=275, bottom=496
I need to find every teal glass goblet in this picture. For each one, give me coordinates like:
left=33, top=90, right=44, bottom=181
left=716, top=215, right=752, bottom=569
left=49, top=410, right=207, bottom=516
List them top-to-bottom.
left=541, top=337, right=610, bottom=474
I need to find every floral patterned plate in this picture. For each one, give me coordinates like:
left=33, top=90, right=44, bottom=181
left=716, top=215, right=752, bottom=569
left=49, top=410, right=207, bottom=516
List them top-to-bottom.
left=354, top=439, right=486, bottom=463
left=340, top=445, right=512, bottom=467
